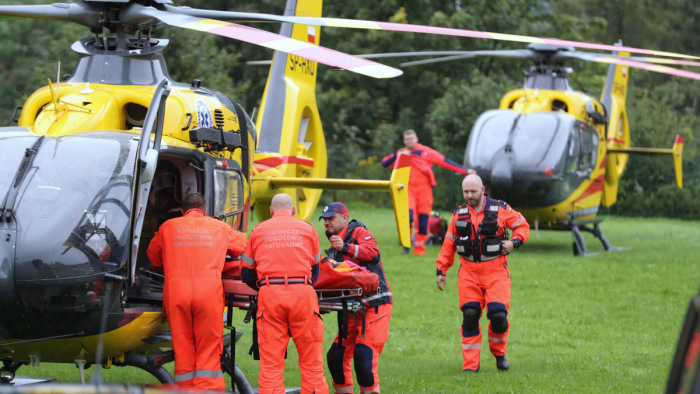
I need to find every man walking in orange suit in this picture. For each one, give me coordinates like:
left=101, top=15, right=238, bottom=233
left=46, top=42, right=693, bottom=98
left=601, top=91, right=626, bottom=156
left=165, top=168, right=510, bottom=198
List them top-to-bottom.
left=382, top=129, right=471, bottom=256
left=436, top=174, right=530, bottom=372
left=147, top=192, right=247, bottom=390
left=240, top=193, right=329, bottom=394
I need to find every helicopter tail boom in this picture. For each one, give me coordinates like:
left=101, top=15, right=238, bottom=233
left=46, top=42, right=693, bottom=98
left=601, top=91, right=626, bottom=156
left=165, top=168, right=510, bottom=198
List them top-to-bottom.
left=264, top=153, right=412, bottom=248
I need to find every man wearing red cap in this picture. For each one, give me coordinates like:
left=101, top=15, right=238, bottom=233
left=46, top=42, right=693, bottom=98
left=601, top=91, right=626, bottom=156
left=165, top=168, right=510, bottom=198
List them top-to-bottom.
left=382, top=129, right=471, bottom=256
left=147, top=192, right=247, bottom=391
left=240, top=193, right=328, bottom=393
left=321, top=202, right=391, bottom=394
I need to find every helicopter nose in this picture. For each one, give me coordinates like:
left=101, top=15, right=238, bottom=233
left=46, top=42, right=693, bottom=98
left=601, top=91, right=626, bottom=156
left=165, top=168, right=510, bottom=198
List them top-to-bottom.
left=489, top=158, right=513, bottom=191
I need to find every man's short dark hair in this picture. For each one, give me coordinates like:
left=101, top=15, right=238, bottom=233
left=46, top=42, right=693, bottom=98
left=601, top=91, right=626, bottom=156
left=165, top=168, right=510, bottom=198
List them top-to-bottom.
left=182, top=192, right=206, bottom=212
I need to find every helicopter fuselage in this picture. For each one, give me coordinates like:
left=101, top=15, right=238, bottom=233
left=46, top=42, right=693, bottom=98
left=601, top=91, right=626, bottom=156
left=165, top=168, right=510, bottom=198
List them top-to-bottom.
left=0, top=36, right=254, bottom=375
left=465, top=87, right=608, bottom=228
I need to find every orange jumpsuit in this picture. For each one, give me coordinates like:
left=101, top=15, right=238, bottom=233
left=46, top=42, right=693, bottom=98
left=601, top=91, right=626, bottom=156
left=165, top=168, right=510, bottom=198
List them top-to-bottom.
left=382, top=143, right=468, bottom=255
left=436, top=195, right=529, bottom=371
left=147, top=208, right=247, bottom=390
left=240, top=209, right=329, bottom=394
left=324, top=220, right=391, bottom=394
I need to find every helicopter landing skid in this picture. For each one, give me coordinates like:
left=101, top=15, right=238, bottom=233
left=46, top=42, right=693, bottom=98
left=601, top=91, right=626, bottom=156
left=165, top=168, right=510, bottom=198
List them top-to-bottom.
left=569, top=220, right=612, bottom=257
left=0, top=361, right=25, bottom=384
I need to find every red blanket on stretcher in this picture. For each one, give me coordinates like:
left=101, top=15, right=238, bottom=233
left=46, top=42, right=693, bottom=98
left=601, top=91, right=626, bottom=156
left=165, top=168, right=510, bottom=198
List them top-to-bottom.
left=223, top=258, right=379, bottom=297
left=314, top=258, right=379, bottom=297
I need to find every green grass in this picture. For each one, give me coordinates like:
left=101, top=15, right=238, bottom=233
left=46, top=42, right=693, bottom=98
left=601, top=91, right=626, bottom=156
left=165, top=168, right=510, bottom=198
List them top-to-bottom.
left=17, top=209, right=700, bottom=393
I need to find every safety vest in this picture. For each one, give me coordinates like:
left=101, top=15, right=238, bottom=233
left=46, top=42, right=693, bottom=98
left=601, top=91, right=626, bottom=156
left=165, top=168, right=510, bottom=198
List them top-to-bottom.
left=453, top=201, right=508, bottom=262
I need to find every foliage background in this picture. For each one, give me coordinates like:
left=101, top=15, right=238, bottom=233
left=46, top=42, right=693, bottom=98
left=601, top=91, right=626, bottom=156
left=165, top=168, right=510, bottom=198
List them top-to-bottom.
left=0, top=0, right=698, bottom=218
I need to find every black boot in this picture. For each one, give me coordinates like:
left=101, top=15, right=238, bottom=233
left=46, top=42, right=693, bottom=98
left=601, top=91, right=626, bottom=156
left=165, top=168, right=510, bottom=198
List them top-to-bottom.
left=401, top=247, right=410, bottom=255
left=495, top=355, right=509, bottom=371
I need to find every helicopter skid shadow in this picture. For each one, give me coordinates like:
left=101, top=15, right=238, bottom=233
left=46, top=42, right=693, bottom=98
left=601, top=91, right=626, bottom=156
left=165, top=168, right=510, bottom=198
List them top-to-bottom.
left=580, top=246, right=632, bottom=257
left=4, top=376, right=56, bottom=386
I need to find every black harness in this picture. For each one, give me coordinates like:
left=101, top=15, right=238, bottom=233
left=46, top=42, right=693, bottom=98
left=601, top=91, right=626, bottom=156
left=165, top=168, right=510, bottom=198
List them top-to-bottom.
left=453, top=201, right=508, bottom=262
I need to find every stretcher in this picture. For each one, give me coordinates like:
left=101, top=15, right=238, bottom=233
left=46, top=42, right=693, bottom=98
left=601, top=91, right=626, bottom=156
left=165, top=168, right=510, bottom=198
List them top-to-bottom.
left=220, top=278, right=370, bottom=392
left=221, top=278, right=366, bottom=317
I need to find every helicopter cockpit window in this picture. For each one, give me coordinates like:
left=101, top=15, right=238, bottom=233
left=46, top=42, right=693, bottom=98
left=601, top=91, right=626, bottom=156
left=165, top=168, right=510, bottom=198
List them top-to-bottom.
left=466, top=110, right=570, bottom=176
left=564, top=122, right=598, bottom=175
left=578, top=123, right=598, bottom=170
left=565, top=127, right=581, bottom=174
left=8, top=132, right=138, bottom=280
left=213, top=169, right=245, bottom=230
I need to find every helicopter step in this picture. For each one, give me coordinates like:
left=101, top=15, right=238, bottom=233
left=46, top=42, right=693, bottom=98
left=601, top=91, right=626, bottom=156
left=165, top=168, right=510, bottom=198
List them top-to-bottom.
left=565, top=219, right=613, bottom=257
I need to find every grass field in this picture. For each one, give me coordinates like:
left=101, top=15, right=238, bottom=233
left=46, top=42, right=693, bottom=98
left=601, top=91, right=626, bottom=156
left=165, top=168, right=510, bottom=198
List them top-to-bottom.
left=16, top=208, right=700, bottom=393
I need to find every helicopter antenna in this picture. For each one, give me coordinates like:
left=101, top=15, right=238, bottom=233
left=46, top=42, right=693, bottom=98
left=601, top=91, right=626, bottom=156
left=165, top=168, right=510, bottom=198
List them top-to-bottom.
left=56, top=61, right=60, bottom=99
left=47, top=78, right=60, bottom=112
left=250, top=107, right=257, bottom=121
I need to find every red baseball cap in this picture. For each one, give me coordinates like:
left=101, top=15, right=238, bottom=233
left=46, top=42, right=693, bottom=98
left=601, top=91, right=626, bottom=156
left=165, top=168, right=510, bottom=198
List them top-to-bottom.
left=319, top=202, right=349, bottom=219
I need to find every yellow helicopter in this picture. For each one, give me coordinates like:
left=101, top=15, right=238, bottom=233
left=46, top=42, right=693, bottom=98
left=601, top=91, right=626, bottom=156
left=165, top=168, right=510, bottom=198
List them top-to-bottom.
left=0, top=0, right=417, bottom=387
left=1, top=0, right=699, bottom=388
left=236, top=11, right=700, bottom=256
left=359, top=42, right=694, bottom=256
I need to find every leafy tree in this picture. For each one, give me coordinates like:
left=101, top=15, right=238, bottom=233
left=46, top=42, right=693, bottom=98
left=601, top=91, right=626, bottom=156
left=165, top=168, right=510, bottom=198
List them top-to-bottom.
left=0, top=0, right=697, bottom=217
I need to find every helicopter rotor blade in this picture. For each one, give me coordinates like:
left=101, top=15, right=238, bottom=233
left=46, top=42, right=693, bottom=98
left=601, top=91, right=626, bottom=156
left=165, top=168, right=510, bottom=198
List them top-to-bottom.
left=0, top=2, right=102, bottom=29
left=119, top=4, right=401, bottom=79
left=161, top=6, right=700, bottom=61
left=358, top=46, right=700, bottom=80
left=390, top=48, right=700, bottom=69
left=247, top=49, right=539, bottom=66
left=387, top=49, right=539, bottom=67
left=416, top=49, right=700, bottom=80
left=558, top=51, right=700, bottom=69
left=575, top=55, right=700, bottom=81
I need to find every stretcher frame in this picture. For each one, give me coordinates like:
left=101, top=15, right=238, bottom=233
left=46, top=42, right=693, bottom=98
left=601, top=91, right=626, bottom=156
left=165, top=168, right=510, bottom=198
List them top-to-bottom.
left=221, top=278, right=367, bottom=392
left=222, top=278, right=365, bottom=317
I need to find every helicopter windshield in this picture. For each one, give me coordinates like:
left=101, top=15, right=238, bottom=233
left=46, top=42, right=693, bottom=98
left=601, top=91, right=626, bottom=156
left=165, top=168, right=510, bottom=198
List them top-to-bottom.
left=465, top=110, right=580, bottom=177
left=465, top=110, right=598, bottom=206
left=1, top=131, right=139, bottom=280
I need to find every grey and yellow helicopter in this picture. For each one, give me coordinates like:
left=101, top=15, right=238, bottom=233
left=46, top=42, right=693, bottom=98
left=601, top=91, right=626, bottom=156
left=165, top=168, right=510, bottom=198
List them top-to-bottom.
left=0, top=0, right=415, bottom=387
left=1, top=0, right=699, bottom=388
left=361, top=40, right=698, bottom=255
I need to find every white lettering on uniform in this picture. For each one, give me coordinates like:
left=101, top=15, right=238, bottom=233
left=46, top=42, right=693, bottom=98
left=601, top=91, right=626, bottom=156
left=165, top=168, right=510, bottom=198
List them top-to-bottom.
left=172, top=228, right=214, bottom=248
left=262, top=229, right=304, bottom=250
left=173, top=241, right=214, bottom=247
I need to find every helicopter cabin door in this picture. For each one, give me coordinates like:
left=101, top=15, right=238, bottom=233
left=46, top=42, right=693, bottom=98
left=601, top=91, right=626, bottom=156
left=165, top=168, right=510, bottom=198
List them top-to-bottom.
left=129, top=81, right=170, bottom=285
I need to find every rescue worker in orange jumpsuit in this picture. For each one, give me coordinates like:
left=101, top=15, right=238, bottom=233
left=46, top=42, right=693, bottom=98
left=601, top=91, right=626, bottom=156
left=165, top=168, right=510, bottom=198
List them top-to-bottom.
left=381, top=129, right=471, bottom=256
left=435, top=174, right=530, bottom=372
left=147, top=192, right=247, bottom=390
left=240, top=193, right=329, bottom=394
left=320, top=202, right=391, bottom=394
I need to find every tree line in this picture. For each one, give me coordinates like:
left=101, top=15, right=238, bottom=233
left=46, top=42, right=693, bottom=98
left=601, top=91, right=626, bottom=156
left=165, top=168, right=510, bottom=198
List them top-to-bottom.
left=0, top=0, right=697, bottom=218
